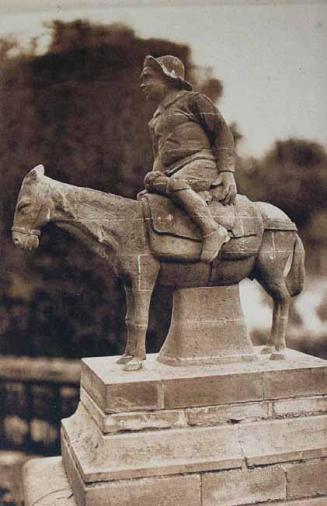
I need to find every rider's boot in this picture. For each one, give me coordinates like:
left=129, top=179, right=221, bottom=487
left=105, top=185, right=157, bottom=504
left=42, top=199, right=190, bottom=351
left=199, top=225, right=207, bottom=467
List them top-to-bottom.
left=169, top=185, right=230, bottom=263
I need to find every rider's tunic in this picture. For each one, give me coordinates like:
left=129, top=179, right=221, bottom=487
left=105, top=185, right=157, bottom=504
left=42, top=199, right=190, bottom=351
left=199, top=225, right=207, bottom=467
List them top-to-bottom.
left=148, top=90, right=235, bottom=192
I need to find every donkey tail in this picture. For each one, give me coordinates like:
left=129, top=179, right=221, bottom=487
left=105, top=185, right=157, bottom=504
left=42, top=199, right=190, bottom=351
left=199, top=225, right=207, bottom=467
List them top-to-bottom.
left=286, top=234, right=305, bottom=296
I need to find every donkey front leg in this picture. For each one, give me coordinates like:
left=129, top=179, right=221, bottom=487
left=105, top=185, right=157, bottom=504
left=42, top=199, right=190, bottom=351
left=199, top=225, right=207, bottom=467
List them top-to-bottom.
left=122, top=255, right=159, bottom=372
left=116, top=286, right=136, bottom=365
left=123, top=286, right=154, bottom=371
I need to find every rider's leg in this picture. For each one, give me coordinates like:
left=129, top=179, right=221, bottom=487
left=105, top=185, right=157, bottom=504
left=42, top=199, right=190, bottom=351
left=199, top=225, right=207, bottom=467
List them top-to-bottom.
left=143, top=172, right=229, bottom=263
left=167, top=178, right=229, bottom=263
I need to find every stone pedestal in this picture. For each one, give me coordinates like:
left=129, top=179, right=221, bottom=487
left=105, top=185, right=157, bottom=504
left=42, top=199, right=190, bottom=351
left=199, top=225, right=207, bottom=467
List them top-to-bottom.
left=158, top=286, right=256, bottom=366
left=24, top=348, right=327, bottom=505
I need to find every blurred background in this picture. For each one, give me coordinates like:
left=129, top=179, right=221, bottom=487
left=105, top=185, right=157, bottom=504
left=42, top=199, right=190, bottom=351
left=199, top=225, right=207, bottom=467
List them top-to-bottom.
left=0, top=1, right=326, bottom=504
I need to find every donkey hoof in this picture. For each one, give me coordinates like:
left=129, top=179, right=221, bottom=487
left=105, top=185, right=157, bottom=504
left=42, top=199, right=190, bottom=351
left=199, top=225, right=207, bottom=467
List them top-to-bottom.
left=261, top=346, right=273, bottom=355
left=270, top=352, right=286, bottom=361
left=116, top=354, right=133, bottom=365
left=123, top=359, right=143, bottom=371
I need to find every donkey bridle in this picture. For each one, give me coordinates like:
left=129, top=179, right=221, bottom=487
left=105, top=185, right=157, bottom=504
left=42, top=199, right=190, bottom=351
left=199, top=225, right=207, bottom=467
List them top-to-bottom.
left=12, top=179, right=50, bottom=238
left=11, top=226, right=41, bottom=237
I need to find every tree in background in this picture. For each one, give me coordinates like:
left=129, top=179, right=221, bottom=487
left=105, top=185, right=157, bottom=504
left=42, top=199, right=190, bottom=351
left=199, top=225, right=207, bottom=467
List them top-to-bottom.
left=0, top=20, right=223, bottom=357
left=0, top=20, right=325, bottom=359
left=237, top=138, right=327, bottom=231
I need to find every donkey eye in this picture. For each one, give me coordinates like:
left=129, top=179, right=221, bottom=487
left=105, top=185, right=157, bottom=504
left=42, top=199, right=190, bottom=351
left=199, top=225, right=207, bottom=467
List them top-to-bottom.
left=17, top=201, right=31, bottom=213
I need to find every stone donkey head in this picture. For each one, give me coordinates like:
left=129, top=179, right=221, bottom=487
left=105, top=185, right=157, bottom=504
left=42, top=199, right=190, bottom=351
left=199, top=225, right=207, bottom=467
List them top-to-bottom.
left=12, top=165, right=48, bottom=251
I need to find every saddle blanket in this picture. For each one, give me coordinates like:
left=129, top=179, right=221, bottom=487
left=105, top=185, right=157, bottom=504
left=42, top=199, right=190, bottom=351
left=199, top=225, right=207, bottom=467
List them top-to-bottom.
left=141, top=193, right=264, bottom=261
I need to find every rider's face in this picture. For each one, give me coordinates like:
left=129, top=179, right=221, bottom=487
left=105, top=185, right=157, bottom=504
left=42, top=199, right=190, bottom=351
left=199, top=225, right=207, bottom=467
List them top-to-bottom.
left=140, top=67, right=172, bottom=102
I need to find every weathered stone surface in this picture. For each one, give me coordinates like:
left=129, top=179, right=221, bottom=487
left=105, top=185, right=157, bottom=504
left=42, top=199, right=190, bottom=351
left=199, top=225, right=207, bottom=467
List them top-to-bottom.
left=158, top=286, right=256, bottom=366
left=58, top=350, right=327, bottom=505
left=80, top=350, right=327, bottom=414
left=81, top=358, right=164, bottom=413
left=264, top=365, right=327, bottom=400
left=163, top=370, right=263, bottom=409
left=81, top=387, right=187, bottom=433
left=273, top=395, right=327, bottom=417
left=186, top=401, right=269, bottom=426
left=62, top=403, right=243, bottom=482
left=238, top=415, right=327, bottom=466
left=63, top=435, right=201, bottom=506
left=61, top=437, right=86, bottom=506
left=23, top=454, right=327, bottom=506
left=23, top=457, right=76, bottom=506
left=285, top=460, right=327, bottom=499
left=202, top=466, right=286, bottom=505
left=87, top=474, right=201, bottom=506
left=260, top=498, right=327, bottom=505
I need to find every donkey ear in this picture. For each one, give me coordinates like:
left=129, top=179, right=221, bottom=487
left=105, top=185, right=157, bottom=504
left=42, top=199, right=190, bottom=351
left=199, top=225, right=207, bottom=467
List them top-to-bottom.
left=29, top=164, right=45, bottom=180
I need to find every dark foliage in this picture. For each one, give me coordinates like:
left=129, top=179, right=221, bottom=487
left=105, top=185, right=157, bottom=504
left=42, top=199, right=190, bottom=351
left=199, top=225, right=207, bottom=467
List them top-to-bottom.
left=0, top=20, right=222, bottom=358
left=0, top=20, right=326, bottom=360
left=237, top=138, right=327, bottom=233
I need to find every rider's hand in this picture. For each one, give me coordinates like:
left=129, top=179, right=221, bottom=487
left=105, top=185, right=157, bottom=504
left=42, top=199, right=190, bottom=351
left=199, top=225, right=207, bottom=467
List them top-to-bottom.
left=144, top=171, right=160, bottom=189
left=144, top=171, right=168, bottom=195
left=220, top=171, right=237, bottom=205
left=137, top=189, right=148, bottom=200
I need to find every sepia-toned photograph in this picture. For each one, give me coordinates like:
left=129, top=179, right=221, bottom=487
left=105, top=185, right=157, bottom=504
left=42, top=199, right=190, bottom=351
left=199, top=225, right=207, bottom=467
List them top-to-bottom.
left=0, top=1, right=326, bottom=504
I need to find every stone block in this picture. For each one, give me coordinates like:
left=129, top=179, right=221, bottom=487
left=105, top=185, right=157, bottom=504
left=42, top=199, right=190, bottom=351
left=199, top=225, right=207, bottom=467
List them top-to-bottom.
left=79, top=349, right=327, bottom=415
left=81, top=358, right=164, bottom=413
left=264, top=365, right=327, bottom=400
left=163, top=371, right=263, bottom=409
left=81, top=387, right=187, bottom=434
left=273, top=395, right=327, bottom=417
left=186, top=401, right=269, bottom=426
left=62, top=403, right=243, bottom=482
left=238, top=415, right=327, bottom=466
left=62, top=437, right=201, bottom=506
left=61, top=438, right=86, bottom=506
left=23, top=457, right=76, bottom=506
left=285, top=460, right=327, bottom=499
left=202, top=466, right=286, bottom=505
left=86, top=474, right=201, bottom=506
left=260, top=498, right=327, bottom=505
left=286, top=500, right=327, bottom=505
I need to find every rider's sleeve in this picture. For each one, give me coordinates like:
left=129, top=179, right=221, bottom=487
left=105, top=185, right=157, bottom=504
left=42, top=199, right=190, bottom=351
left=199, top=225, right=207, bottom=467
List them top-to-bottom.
left=190, top=93, right=235, bottom=173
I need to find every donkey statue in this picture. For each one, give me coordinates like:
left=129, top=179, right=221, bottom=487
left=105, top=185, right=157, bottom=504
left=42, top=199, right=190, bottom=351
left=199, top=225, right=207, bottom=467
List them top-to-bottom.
left=12, top=165, right=305, bottom=370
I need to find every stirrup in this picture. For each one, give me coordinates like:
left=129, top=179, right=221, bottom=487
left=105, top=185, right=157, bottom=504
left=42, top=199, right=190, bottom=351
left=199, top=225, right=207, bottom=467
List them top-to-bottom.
left=201, top=228, right=230, bottom=264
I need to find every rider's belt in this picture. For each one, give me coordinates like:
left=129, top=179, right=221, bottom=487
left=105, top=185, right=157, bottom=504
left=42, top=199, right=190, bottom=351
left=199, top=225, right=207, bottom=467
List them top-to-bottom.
left=164, top=150, right=216, bottom=176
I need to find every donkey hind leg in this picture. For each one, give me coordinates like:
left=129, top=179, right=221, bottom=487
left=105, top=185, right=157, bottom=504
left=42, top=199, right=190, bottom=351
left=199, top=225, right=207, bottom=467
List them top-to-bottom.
left=254, top=232, right=293, bottom=359
left=257, top=277, right=290, bottom=359
left=269, top=281, right=290, bottom=360
left=116, top=286, right=136, bottom=365
left=261, top=297, right=284, bottom=355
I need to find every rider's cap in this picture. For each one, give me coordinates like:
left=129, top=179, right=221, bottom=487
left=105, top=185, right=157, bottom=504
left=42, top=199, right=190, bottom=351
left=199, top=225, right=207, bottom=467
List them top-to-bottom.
left=143, top=55, right=192, bottom=91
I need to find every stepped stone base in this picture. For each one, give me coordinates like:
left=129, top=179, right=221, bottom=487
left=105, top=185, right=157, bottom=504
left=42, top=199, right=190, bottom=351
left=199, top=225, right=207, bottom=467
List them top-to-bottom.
left=24, top=348, right=327, bottom=505
left=24, top=456, right=327, bottom=506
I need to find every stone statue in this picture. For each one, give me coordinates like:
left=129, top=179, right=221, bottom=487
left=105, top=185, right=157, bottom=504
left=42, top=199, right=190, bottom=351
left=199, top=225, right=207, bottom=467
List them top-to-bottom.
left=139, top=55, right=236, bottom=263
left=18, top=57, right=324, bottom=506
left=12, top=164, right=305, bottom=371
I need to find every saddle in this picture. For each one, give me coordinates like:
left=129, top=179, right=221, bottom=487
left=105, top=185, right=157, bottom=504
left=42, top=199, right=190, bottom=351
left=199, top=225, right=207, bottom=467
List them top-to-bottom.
left=141, top=192, right=264, bottom=262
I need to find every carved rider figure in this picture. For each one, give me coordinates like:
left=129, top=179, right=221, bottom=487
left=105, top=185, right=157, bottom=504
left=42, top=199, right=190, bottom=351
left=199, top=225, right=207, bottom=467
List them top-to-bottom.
left=140, top=55, right=237, bottom=263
